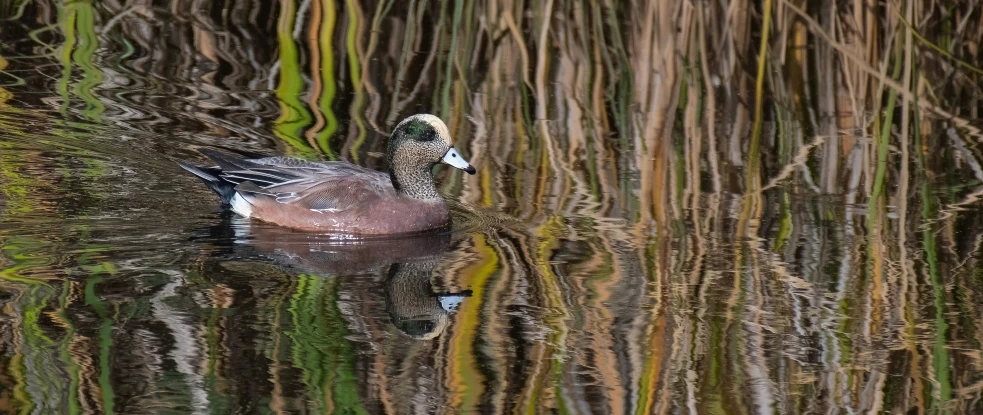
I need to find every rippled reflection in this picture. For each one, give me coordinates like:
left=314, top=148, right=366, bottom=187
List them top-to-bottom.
left=2, top=0, right=983, bottom=414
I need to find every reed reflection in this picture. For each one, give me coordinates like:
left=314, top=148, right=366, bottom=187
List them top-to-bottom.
left=1, top=0, right=983, bottom=413
left=190, top=218, right=477, bottom=412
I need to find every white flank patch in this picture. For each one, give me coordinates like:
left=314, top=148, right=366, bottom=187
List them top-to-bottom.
left=231, top=193, right=253, bottom=218
left=310, top=208, right=341, bottom=214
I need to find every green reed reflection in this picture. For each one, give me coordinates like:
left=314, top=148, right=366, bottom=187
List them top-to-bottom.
left=0, top=0, right=983, bottom=413
left=56, top=0, right=103, bottom=120
left=274, top=0, right=317, bottom=157
left=310, top=0, right=340, bottom=159
left=344, top=0, right=368, bottom=162
left=919, top=126, right=953, bottom=411
left=0, top=216, right=84, bottom=414
left=1, top=247, right=58, bottom=415
left=81, top=260, right=116, bottom=415
left=287, top=275, right=367, bottom=414
left=57, top=281, right=83, bottom=415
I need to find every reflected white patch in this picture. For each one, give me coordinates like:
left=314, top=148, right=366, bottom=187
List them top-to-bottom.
left=441, top=147, right=471, bottom=170
left=231, top=193, right=253, bottom=218
left=310, top=208, right=341, bottom=214
left=230, top=216, right=251, bottom=240
left=440, top=295, right=466, bottom=312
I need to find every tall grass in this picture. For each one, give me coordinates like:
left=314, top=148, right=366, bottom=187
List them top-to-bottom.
left=0, top=0, right=982, bottom=413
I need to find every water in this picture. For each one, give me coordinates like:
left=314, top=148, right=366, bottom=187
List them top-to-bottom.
left=2, top=1, right=983, bottom=414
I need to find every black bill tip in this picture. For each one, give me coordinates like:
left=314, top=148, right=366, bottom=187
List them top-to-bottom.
left=465, top=165, right=477, bottom=175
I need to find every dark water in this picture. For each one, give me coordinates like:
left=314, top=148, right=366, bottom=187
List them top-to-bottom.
left=2, top=1, right=983, bottom=414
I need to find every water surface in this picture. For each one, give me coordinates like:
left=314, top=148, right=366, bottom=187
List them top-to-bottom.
left=2, top=1, right=983, bottom=414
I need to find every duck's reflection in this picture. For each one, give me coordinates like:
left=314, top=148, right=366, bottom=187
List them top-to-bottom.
left=199, top=215, right=471, bottom=340
left=385, top=259, right=472, bottom=340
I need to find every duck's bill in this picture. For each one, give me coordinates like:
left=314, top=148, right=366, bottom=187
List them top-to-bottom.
left=442, top=147, right=477, bottom=175
left=438, top=290, right=473, bottom=312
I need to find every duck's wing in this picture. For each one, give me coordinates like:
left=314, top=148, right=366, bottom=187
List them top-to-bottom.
left=190, top=149, right=395, bottom=213
left=214, top=154, right=334, bottom=188
left=233, top=161, right=396, bottom=213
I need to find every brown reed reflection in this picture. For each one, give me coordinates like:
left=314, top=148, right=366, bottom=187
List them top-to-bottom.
left=0, top=0, right=982, bottom=413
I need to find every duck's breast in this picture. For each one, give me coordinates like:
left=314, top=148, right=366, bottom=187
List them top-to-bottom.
left=361, top=197, right=450, bottom=235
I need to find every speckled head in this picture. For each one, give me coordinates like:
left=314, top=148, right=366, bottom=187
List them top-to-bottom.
left=387, top=114, right=476, bottom=200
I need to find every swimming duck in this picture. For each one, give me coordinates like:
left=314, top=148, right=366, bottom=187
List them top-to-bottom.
left=178, top=114, right=476, bottom=236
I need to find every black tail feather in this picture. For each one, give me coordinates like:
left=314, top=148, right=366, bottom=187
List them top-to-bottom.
left=177, top=159, right=237, bottom=204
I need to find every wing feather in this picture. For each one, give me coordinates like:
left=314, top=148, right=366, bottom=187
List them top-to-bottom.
left=224, top=159, right=395, bottom=214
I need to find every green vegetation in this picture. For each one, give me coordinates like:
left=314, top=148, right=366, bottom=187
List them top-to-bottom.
left=0, top=0, right=982, bottom=413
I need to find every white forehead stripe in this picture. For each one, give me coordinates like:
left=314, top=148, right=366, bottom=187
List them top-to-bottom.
left=399, top=114, right=451, bottom=144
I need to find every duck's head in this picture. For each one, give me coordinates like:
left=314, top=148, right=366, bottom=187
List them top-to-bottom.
left=388, top=114, right=477, bottom=176
left=385, top=259, right=469, bottom=341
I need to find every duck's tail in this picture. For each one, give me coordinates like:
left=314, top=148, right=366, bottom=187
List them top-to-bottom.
left=176, top=157, right=238, bottom=205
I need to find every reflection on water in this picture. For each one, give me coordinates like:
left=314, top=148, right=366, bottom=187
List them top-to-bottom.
left=2, top=0, right=983, bottom=413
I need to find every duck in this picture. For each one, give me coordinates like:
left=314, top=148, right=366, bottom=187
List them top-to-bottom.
left=177, top=114, right=476, bottom=236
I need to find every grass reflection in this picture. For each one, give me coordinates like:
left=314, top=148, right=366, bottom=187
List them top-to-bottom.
left=0, top=0, right=982, bottom=413
left=274, top=0, right=317, bottom=157
left=308, top=0, right=340, bottom=158
left=81, top=261, right=116, bottom=415
left=287, top=275, right=367, bottom=414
